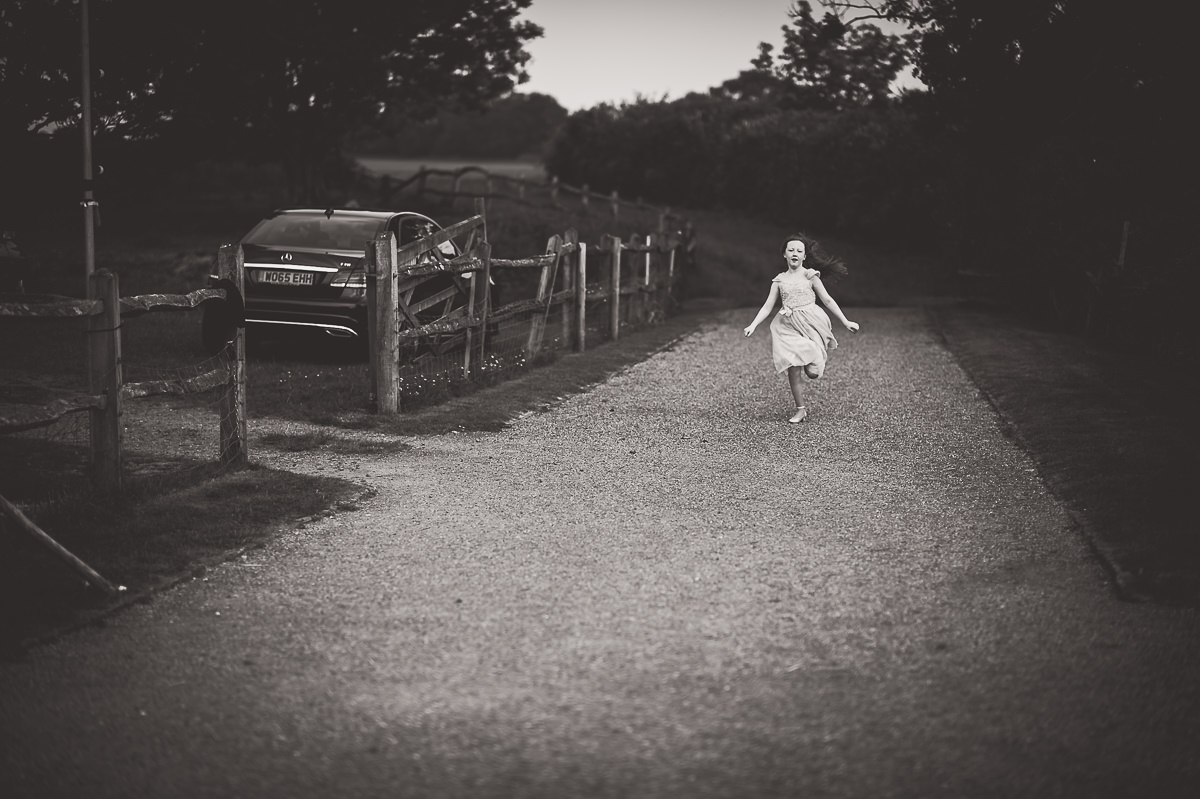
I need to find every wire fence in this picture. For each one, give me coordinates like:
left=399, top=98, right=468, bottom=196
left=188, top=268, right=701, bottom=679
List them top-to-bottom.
left=0, top=274, right=245, bottom=510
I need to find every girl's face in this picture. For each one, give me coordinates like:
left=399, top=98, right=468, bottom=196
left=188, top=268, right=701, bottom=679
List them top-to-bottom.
left=783, top=240, right=806, bottom=268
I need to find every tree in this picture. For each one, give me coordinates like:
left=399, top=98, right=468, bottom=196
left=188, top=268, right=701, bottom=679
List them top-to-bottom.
left=1, top=0, right=543, bottom=201
left=825, top=0, right=1197, bottom=210
left=826, top=0, right=1199, bottom=339
left=741, top=1, right=913, bottom=111
left=0, top=2, right=67, bottom=137
left=712, top=43, right=791, bottom=104
left=356, top=91, right=568, bottom=159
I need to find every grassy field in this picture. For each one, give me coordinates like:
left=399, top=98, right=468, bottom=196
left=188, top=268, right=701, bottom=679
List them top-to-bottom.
left=355, top=156, right=547, bottom=182
left=2, top=159, right=1192, bottom=653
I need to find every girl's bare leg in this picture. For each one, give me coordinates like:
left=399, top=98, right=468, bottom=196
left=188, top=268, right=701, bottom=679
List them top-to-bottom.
left=787, top=366, right=804, bottom=405
left=786, top=367, right=808, bottom=422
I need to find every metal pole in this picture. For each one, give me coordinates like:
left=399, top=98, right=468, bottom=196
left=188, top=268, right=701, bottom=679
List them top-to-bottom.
left=81, top=0, right=96, bottom=296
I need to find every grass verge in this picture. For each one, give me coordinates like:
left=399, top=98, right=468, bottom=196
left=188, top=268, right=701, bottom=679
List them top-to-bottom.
left=930, top=303, right=1198, bottom=606
left=0, top=465, right=364, bottom=655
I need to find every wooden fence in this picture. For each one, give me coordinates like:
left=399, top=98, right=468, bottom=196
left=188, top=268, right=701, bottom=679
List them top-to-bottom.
left=375, top=163, right=692, bottom=237
left=364, top=199, right=689, bottom=413
left=0, top=246, right=247, bottom=592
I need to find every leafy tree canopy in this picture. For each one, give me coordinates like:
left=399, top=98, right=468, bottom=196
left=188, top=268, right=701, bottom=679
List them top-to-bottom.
left=1, top=0, right=542, bottom=196
left=825, top=0, right=1197, bottom=211
left=825, top=0, right=1193, bottom=140
left=716, top=1, right=913, bottom=110
left=351, top=91, right=568, bottom=160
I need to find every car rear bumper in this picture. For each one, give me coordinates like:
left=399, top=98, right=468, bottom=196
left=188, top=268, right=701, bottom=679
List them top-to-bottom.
left=244, top=299, right=367, bottom=339
left=246, top=317, right=360, bottom=338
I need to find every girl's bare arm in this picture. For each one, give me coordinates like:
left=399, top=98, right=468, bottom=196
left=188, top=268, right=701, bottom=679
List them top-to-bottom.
left=813, top=278, right=859, bottom=332
left=744, top=283, right=781, bottom=336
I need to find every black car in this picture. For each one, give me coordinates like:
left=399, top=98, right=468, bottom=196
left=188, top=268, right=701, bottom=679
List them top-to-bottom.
left=202, top=207, right=462, bottom=353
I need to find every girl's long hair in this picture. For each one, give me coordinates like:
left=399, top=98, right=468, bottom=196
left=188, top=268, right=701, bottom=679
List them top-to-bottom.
left=781, top=233, right=848, bottom=281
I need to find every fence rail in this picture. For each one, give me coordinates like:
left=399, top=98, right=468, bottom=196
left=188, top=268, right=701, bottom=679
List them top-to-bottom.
left=376, top=163, right=691, bottom=231
left=361, top=198, right=691, bottom=413
left=0, top=260, right=249, bottom=593
left=0, top=278, right=245, bottom=467
left=0, top=287, right=227, bottom=320
left=0, top=392, right=104, bottom=433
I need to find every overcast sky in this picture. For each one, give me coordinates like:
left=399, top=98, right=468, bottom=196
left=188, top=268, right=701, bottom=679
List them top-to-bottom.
left=517, top=0, right=918, bottom=111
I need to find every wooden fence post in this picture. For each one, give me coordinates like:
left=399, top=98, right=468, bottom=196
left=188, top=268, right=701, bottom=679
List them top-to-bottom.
left=550, top=176, right=560, bottom=205
left=610, top=190, right=619, bottom=221
left=475, top=197, right=488, bottom=242
left=469, top=198, right=491, bottom=372
left=561, top=228, right=578, bottom=349
left=375, top=231, right=400, bottom=414
left=526, top=234, right=562, bottom=355
left=626, top=234, right=641, bottom=326
left=644, top=234, right=655, bottom=323
left=609, top=235, right=622, bottom=341
left=365, top=238, right=379, bottom=413
left=472, top=240, right=493, bottom=372
left=576, top=242, right=588, bottom=352
left=217, top=245, right=247, bottom=466
left=667, top=245, right=677, bottom=310
left=464, top=254, right=477, bottom=380
left=87, top=269, right=122, bottom=490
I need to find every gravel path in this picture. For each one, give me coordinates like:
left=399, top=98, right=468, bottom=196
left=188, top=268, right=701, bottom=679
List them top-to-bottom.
left=2, top=307, right=1198, bottom=798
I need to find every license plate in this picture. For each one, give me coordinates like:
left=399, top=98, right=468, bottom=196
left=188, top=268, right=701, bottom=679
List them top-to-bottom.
left=259, top=270, right=315, bottom=286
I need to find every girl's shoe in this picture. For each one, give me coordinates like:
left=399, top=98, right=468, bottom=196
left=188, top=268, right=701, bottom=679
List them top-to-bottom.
left=788, top=406, right=808, bottom=424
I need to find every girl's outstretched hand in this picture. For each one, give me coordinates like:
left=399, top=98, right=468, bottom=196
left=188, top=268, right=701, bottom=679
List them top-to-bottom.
left=845, top=320, right=860, bottom=333
left=743, top=324, right=756, bottom=337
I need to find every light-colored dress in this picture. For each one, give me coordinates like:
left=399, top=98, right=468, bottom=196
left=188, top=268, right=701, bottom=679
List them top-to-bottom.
left=769, top=268, right=837, bottom=376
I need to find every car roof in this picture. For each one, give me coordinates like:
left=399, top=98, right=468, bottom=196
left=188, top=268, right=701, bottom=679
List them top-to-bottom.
left=265, top=208, right=434, bottom=221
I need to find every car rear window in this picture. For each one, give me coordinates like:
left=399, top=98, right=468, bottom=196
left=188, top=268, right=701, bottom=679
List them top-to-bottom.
left=244, top=214, right=387, bottom=251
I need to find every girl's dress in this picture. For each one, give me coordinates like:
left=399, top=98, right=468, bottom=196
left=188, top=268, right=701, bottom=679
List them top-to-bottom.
left=769, top=268, right=837, bottom=376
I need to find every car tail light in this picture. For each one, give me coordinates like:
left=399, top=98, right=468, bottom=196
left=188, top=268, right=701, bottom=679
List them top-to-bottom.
left=331, top=268, right=366, bottom=290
